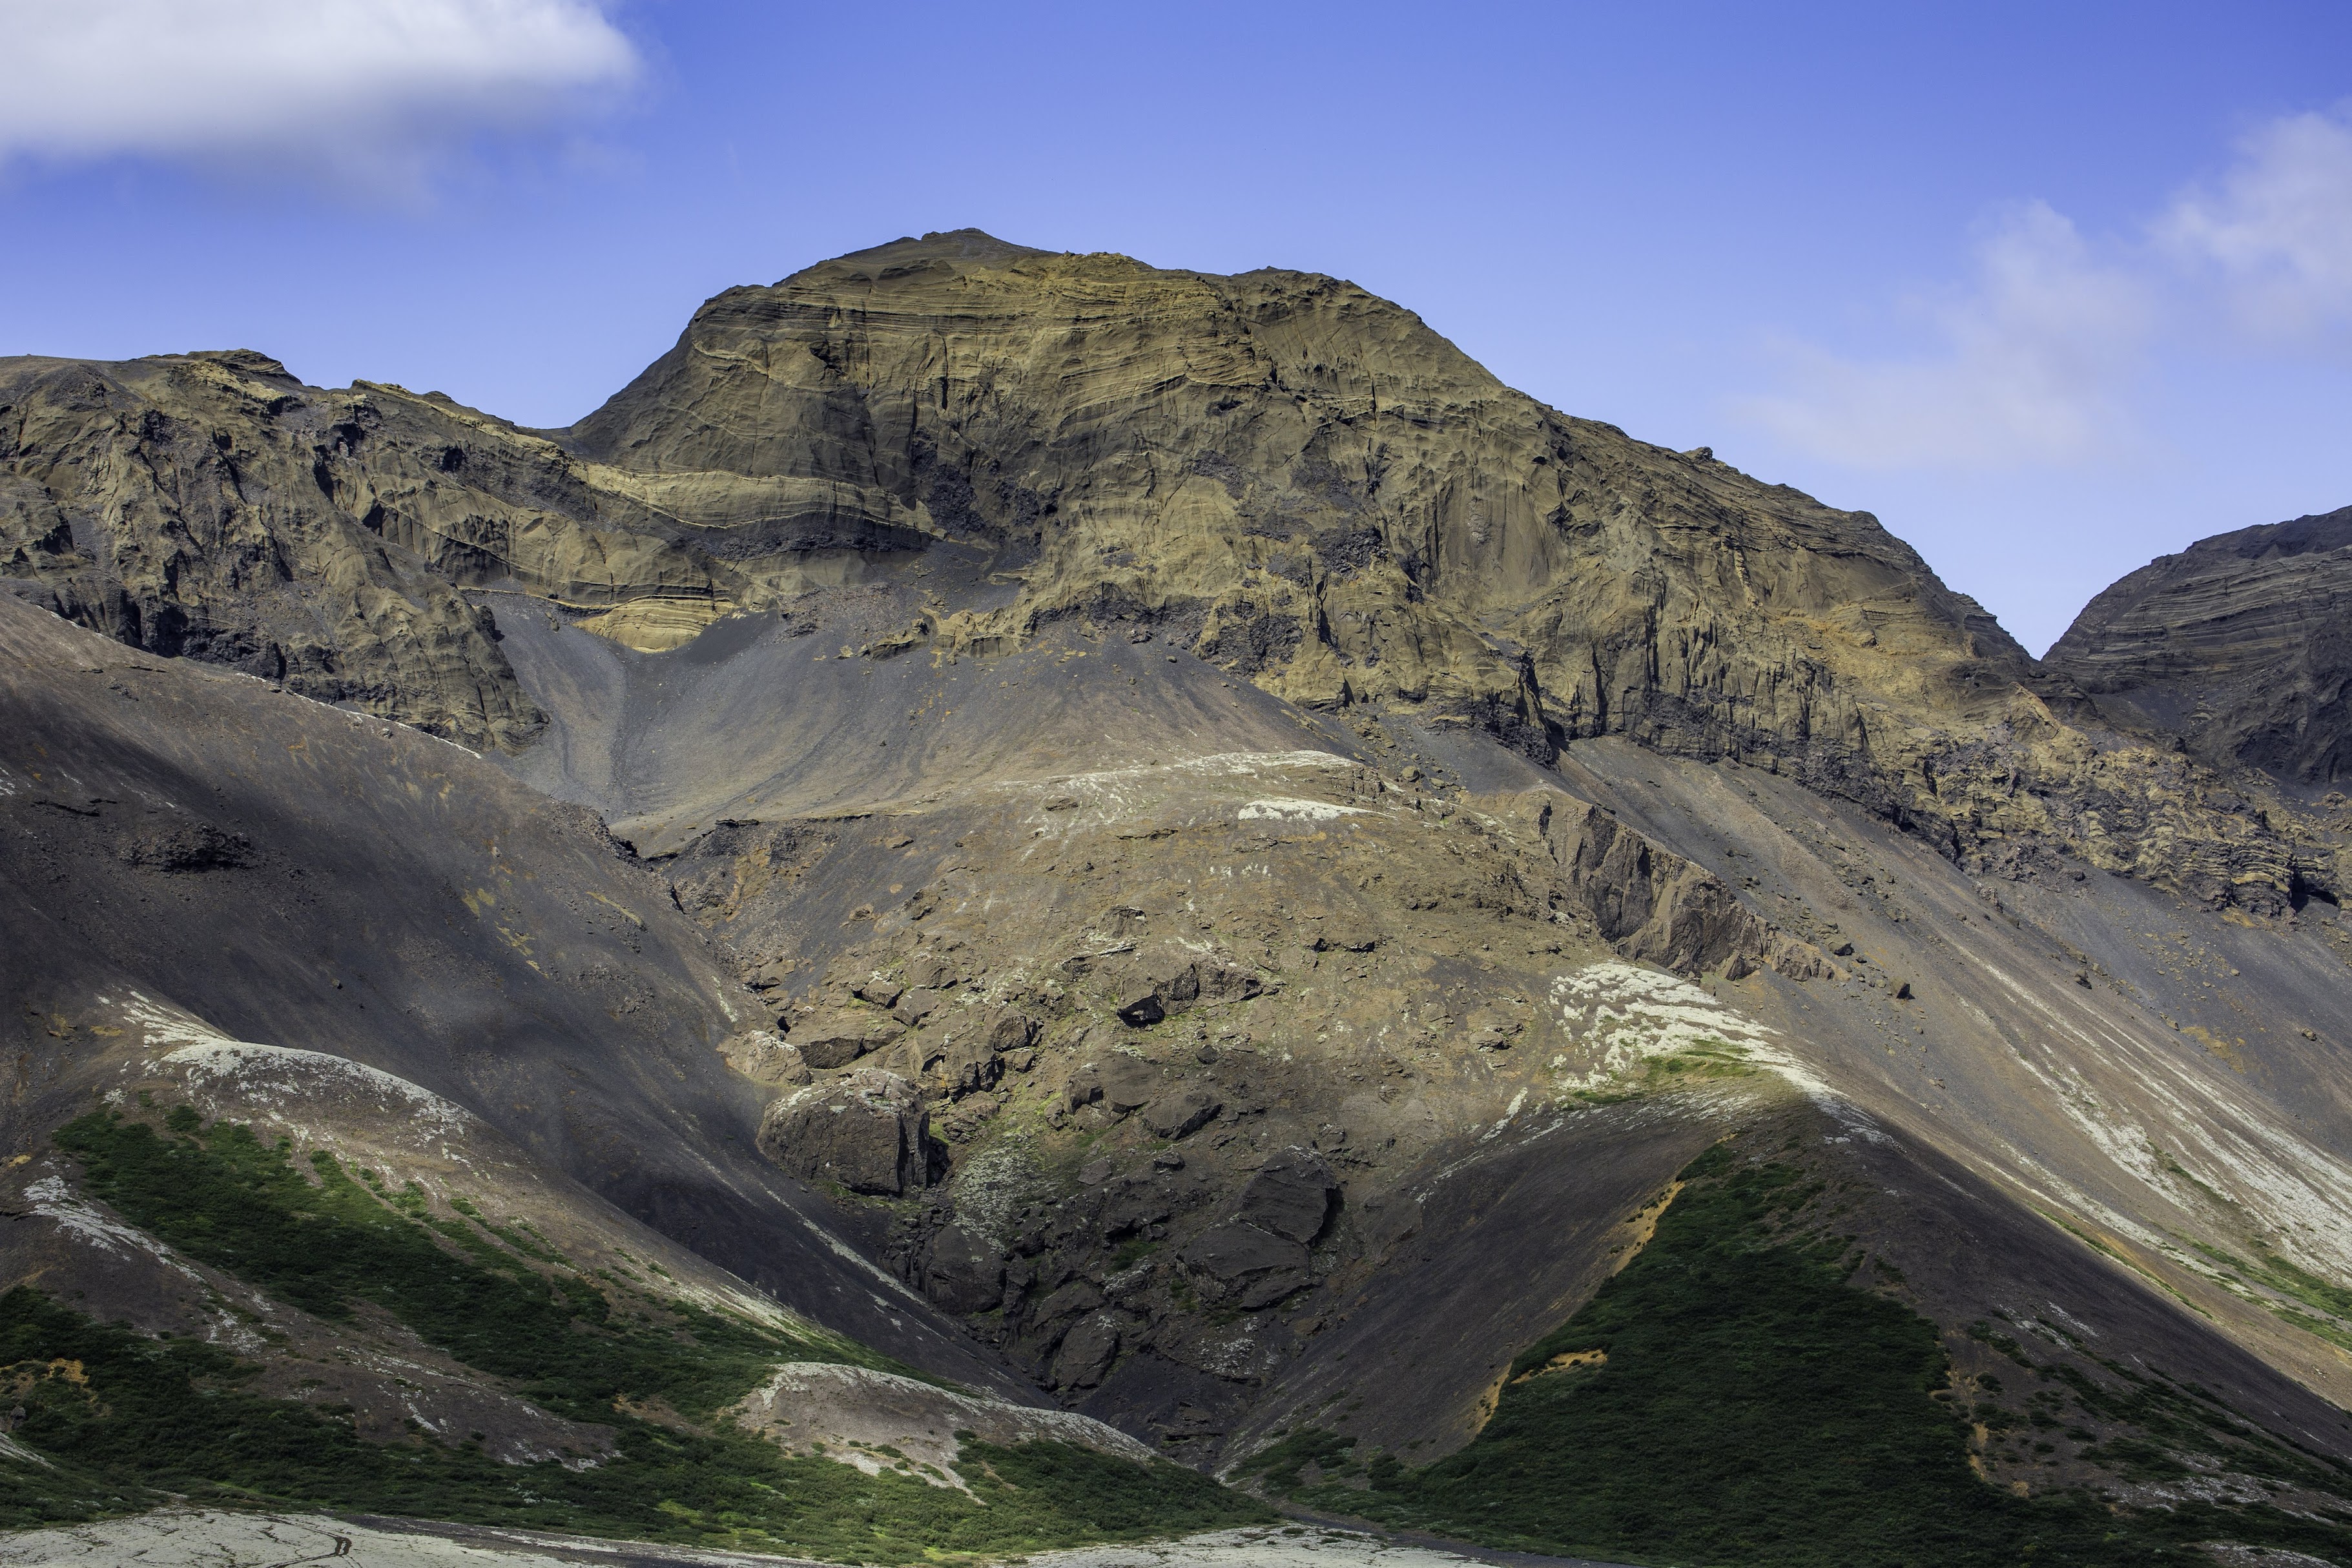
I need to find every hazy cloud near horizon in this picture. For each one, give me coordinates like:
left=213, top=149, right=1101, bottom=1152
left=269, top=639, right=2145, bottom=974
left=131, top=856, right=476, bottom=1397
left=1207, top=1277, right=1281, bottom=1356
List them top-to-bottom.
left=0, top=0, right=637, bottom=191
left=1740, top=106, right=2352, bottom=473
left=2163, top=108, right=2352, bottom=347
left=1737, top=201, right=2153, bottom=470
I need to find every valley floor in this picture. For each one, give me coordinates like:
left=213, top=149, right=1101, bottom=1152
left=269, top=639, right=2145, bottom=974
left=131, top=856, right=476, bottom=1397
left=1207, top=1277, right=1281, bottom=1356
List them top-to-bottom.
left=0, top=1510, right=1633, bottom=1568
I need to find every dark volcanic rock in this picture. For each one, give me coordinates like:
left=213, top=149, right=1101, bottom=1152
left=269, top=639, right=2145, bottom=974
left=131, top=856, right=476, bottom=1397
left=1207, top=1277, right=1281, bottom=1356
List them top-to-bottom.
left=2048, top=505, right=2352, bottom=785
left=116, top=817, right=253, bottom=872
left=1115, top=984, right=1165, bottom=1027
left=789, top=1007, right=901, bottom=1069
left=1070, top=1055, right=1161, bottom=1115
left=756, top=1069, right=935, bottom=1195
left=1140, top=1088, right=1221, bottom=1140
left=1236, top=1147, right=1337, bottom=1244
left=1181, top=1222, right=1311, bottom=1308
left=923, top=1224, right=1004, bottom=1313
left=1051, top=1311, right=1123, bottom=1389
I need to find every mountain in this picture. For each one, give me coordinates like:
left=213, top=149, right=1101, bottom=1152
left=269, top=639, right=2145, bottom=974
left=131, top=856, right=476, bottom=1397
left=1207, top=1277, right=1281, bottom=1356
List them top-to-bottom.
left=6, top=231, right=2352, bottom=1566
left=2048, top=504, right=2352, bottom=789
left=0, top=595, right=1252, bottom=1558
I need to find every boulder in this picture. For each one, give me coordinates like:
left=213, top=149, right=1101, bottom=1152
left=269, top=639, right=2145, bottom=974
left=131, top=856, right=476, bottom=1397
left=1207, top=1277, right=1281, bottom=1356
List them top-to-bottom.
left=1144, top=949, right=1202, bottom=1006
left=903, top=952, right=957, bottom=990
left=852, top=978, right=905, bottom=1009
left=1115, top=984, right=1164, bottom=1027
left=893, top=988, right=943, bottom=1026
left=791, top=1006, right=901, bottom=1069
left=984, top=1010, right=1038, bottom=1053
left=717, top=1029, right=811, bottom=1087
left=940, top=1030, right=1002, bottom=1097
left=1065, top=1056, right=1158, bottom=1113
left=1100, top=1056, right=1160, bottom=1112
left=755, top=1069, right=935, bottom=1196
left=1140, top=1088, right=1221, bottom=1140
left=1237, top=1147, right=1337, bottom=1243
left=1102, top=1177, right=1176, bottom=1237
left=1180, top=1222, right=1311, bottom=1309
left=923, top=1224, right=1005, bottom=1314
left=1035, top=1281, right=1107, bottom=1326
left=1051, top=1311, right=1123, bottom=1389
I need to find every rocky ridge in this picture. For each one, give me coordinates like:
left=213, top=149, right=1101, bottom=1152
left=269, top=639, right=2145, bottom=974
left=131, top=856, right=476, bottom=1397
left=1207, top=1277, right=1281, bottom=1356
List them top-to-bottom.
left=5, top=233, right=2344, bottom=914
left=2050, top=504, right=2352, bottom=789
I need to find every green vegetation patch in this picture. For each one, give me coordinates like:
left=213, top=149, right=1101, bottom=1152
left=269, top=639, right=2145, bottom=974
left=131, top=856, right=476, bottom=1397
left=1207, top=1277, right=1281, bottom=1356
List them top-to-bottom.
left=1569, top=1041, right=1759, bottom=1105
left=54, top=1108, right=874, bottom=1418
left=1, top=1110, right=1267, bottom=1559
left=1255, top=1144, right=2352, bottom=1567
left=2193, top=1241, right=2352, bottom=1356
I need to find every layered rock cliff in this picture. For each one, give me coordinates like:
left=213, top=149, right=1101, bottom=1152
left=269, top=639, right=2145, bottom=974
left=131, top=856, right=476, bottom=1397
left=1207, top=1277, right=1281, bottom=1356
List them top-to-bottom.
left=6, top=232, right=2340, bottom=914
left=2049, top=504, right=2352, bottom=789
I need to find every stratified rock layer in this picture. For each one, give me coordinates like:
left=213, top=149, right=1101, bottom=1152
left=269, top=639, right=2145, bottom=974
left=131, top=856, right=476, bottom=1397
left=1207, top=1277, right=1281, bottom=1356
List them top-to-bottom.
left=2048, top=505, right=2352, bottom=787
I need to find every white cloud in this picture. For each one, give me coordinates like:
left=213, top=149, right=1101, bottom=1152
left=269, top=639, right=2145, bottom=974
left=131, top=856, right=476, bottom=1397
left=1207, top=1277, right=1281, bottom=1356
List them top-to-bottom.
left=0, top=0, right=637, bottom=191
left=2161, top=106, right=2352, bottom=342
left=1737, top=202, right=2152, bottom=469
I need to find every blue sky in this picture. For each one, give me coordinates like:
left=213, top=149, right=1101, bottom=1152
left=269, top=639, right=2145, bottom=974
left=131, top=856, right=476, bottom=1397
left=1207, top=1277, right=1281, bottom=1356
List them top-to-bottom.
left=3, top=1, right=2348, bottom=654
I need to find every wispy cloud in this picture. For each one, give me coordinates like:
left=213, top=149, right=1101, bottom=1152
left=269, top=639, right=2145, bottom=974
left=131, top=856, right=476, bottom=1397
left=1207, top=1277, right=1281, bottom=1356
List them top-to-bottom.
left=0, top=0, right=638, bottom=194
left=2160, top=105, right=2352, bottom=344
left=1740, top=106, right=2352, bottom=472
left=1737, top=202, right=2152, bottom=469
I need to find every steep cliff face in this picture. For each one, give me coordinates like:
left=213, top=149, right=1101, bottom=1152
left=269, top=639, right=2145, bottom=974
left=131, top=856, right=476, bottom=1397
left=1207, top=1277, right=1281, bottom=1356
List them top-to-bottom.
left=560, top=232, right=2340, bottom=917
left=2048, top=506, right=2352, bottom=789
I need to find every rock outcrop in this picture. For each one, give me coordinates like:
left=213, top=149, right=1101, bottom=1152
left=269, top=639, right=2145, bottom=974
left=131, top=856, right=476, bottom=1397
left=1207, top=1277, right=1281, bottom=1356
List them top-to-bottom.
left=7, top=234, right=2342, bottom=910
left=13, top=234, right=2352, bottom=1558
left=2048, top=505, right=2352, bottom=787
left=756, top=1069, right=938, bottom=1195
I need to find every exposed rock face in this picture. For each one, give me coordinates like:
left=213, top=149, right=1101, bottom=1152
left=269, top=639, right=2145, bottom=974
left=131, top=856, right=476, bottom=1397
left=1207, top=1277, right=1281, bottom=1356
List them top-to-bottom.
left=17, top=233, right=2352, bottom=1553
left=546, top=233, right=2352, bottom=911
left=7, top=234, right=2341, bottom=910
left=0, top=351, right=555, bottom=749
left=2048, top=506, right=2352, bottom=787
left=1514, top=792, right=1831, bottom=980
left=788, top=1005, right=902, bottom=1069
left=717, top=1029, right=810, bottom=1087
left=755, top=1069, right=936, bottom=1195
left=1140, top=1086, right=1222, bottom=1140
left=1236, top=1148, right=1339, bottom=1244
left=1182, top=1223, right=1312, bottom=1310
left=922, top=1224, right=1005, bottom=1314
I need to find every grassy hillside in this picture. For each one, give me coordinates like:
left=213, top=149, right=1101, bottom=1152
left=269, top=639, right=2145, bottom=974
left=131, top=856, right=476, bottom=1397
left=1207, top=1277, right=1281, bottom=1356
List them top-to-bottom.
left=0, top=1109, right=1264, bottom=1562
left=1239, top=1144, right=2352, bottom=1567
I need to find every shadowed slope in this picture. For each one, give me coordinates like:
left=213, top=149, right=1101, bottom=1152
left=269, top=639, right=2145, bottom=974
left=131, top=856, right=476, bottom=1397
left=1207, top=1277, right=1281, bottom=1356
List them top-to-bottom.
left=0, top=593, right=1007, bottom=1383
